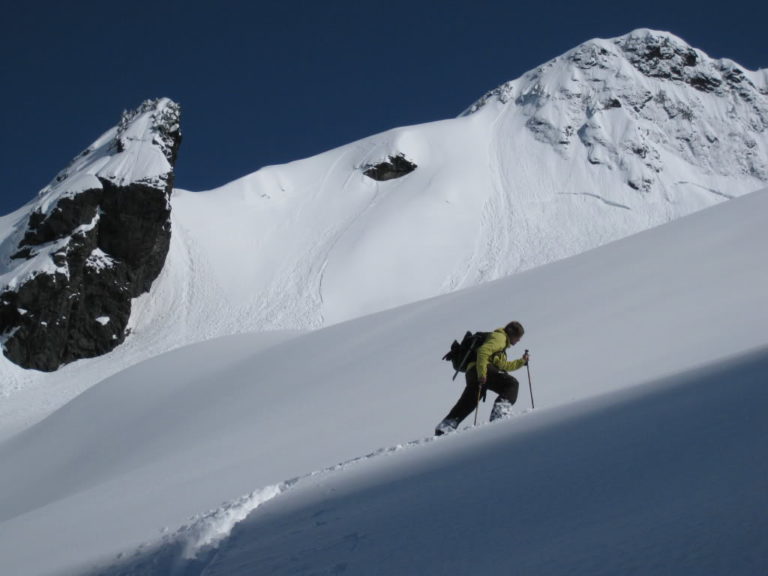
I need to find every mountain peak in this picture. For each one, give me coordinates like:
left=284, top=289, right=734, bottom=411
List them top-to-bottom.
left=619, top=27, right=691, bottom=46
left=614, top=29, right=732, bottom=91
left=463, top=30, right=767, bottom=191
left=41, top=97, right=181, bottom=204
left=0, top=98, right=182, bottom=371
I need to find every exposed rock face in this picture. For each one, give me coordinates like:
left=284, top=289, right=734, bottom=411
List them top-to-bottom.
left=0, top=98, right=181, bottom=371
left=363, top=154, right=417, bottom=181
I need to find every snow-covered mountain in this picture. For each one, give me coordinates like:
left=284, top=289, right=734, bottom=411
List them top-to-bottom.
left=1, top=30, right=766, bottom=381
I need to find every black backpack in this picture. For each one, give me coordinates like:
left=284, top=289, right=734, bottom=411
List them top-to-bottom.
left=442, top=331, right=490, bottom=380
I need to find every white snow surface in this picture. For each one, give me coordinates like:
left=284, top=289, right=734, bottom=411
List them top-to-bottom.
left=0, top=187, right=766, bottom=576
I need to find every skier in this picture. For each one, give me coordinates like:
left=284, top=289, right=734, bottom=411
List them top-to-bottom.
left=435, top=321, right=529, bottom=436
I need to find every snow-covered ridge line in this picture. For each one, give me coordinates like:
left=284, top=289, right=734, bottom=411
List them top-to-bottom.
left=464, top=28, right=765, bottom=115
left=37, top=98, right=179, bottom=209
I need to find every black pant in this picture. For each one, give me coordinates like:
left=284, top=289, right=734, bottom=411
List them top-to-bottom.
left=444, top=365, right=519, bottom=424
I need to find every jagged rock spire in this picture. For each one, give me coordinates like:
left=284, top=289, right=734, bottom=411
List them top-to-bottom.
left=0, top=98, right=182, bottom=371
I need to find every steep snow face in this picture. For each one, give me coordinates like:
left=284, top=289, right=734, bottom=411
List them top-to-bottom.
left=0, top=99, right=181, bottom=371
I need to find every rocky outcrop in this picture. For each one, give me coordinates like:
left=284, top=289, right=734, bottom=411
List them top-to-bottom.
left=0, top=98, right=181, bottom=371
left=363, top=154, right=417, bottom=181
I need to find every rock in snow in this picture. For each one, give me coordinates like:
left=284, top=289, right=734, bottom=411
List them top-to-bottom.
left=0, top=99, right=181, bottom=371
left=363, top=153, right=418, bottom=181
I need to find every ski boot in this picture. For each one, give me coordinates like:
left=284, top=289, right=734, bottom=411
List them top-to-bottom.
left=490, top=398, right=514, bottom=422
left=434, top=417, right=460, bottom=436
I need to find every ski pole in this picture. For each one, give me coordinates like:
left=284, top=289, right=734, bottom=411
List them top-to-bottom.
left=525, top=349, right=535, bottom=409
left=473, top=381, right=483, bottom=426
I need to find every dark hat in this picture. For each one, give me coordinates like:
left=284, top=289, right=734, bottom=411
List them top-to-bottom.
left=504, top=321, right=525, bottom=338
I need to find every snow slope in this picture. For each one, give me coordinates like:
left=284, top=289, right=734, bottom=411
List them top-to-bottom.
left=1, top=187, right=766, bottom=576
left=186, top=349, right=768, bottom=576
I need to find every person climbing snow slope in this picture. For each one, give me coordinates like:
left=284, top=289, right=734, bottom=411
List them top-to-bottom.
left=435, top=321, right=528, bottom=436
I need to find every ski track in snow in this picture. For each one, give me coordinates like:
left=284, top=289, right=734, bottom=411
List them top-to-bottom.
left=448, top=103, right=514, bottom=290
left=492, top=103, right=529, bottom=277
left=482, top=105, right=514, bottom=282
left=313, top=145, right=382, bottom=319
left=674, top=180, right=735, bottom=200
left=558, top=192, right=632, bottom=210
left=86, top=418, right=523, bottom=576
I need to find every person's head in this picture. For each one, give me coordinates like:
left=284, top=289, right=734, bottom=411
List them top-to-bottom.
left=504, top=321, right=525, bottom=345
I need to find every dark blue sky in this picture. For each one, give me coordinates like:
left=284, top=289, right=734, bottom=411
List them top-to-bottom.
left=1, top=0, right=765, bottom=215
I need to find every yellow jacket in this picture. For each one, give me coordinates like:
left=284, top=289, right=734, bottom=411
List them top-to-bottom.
left=468, top=328, right=526, bottom=380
